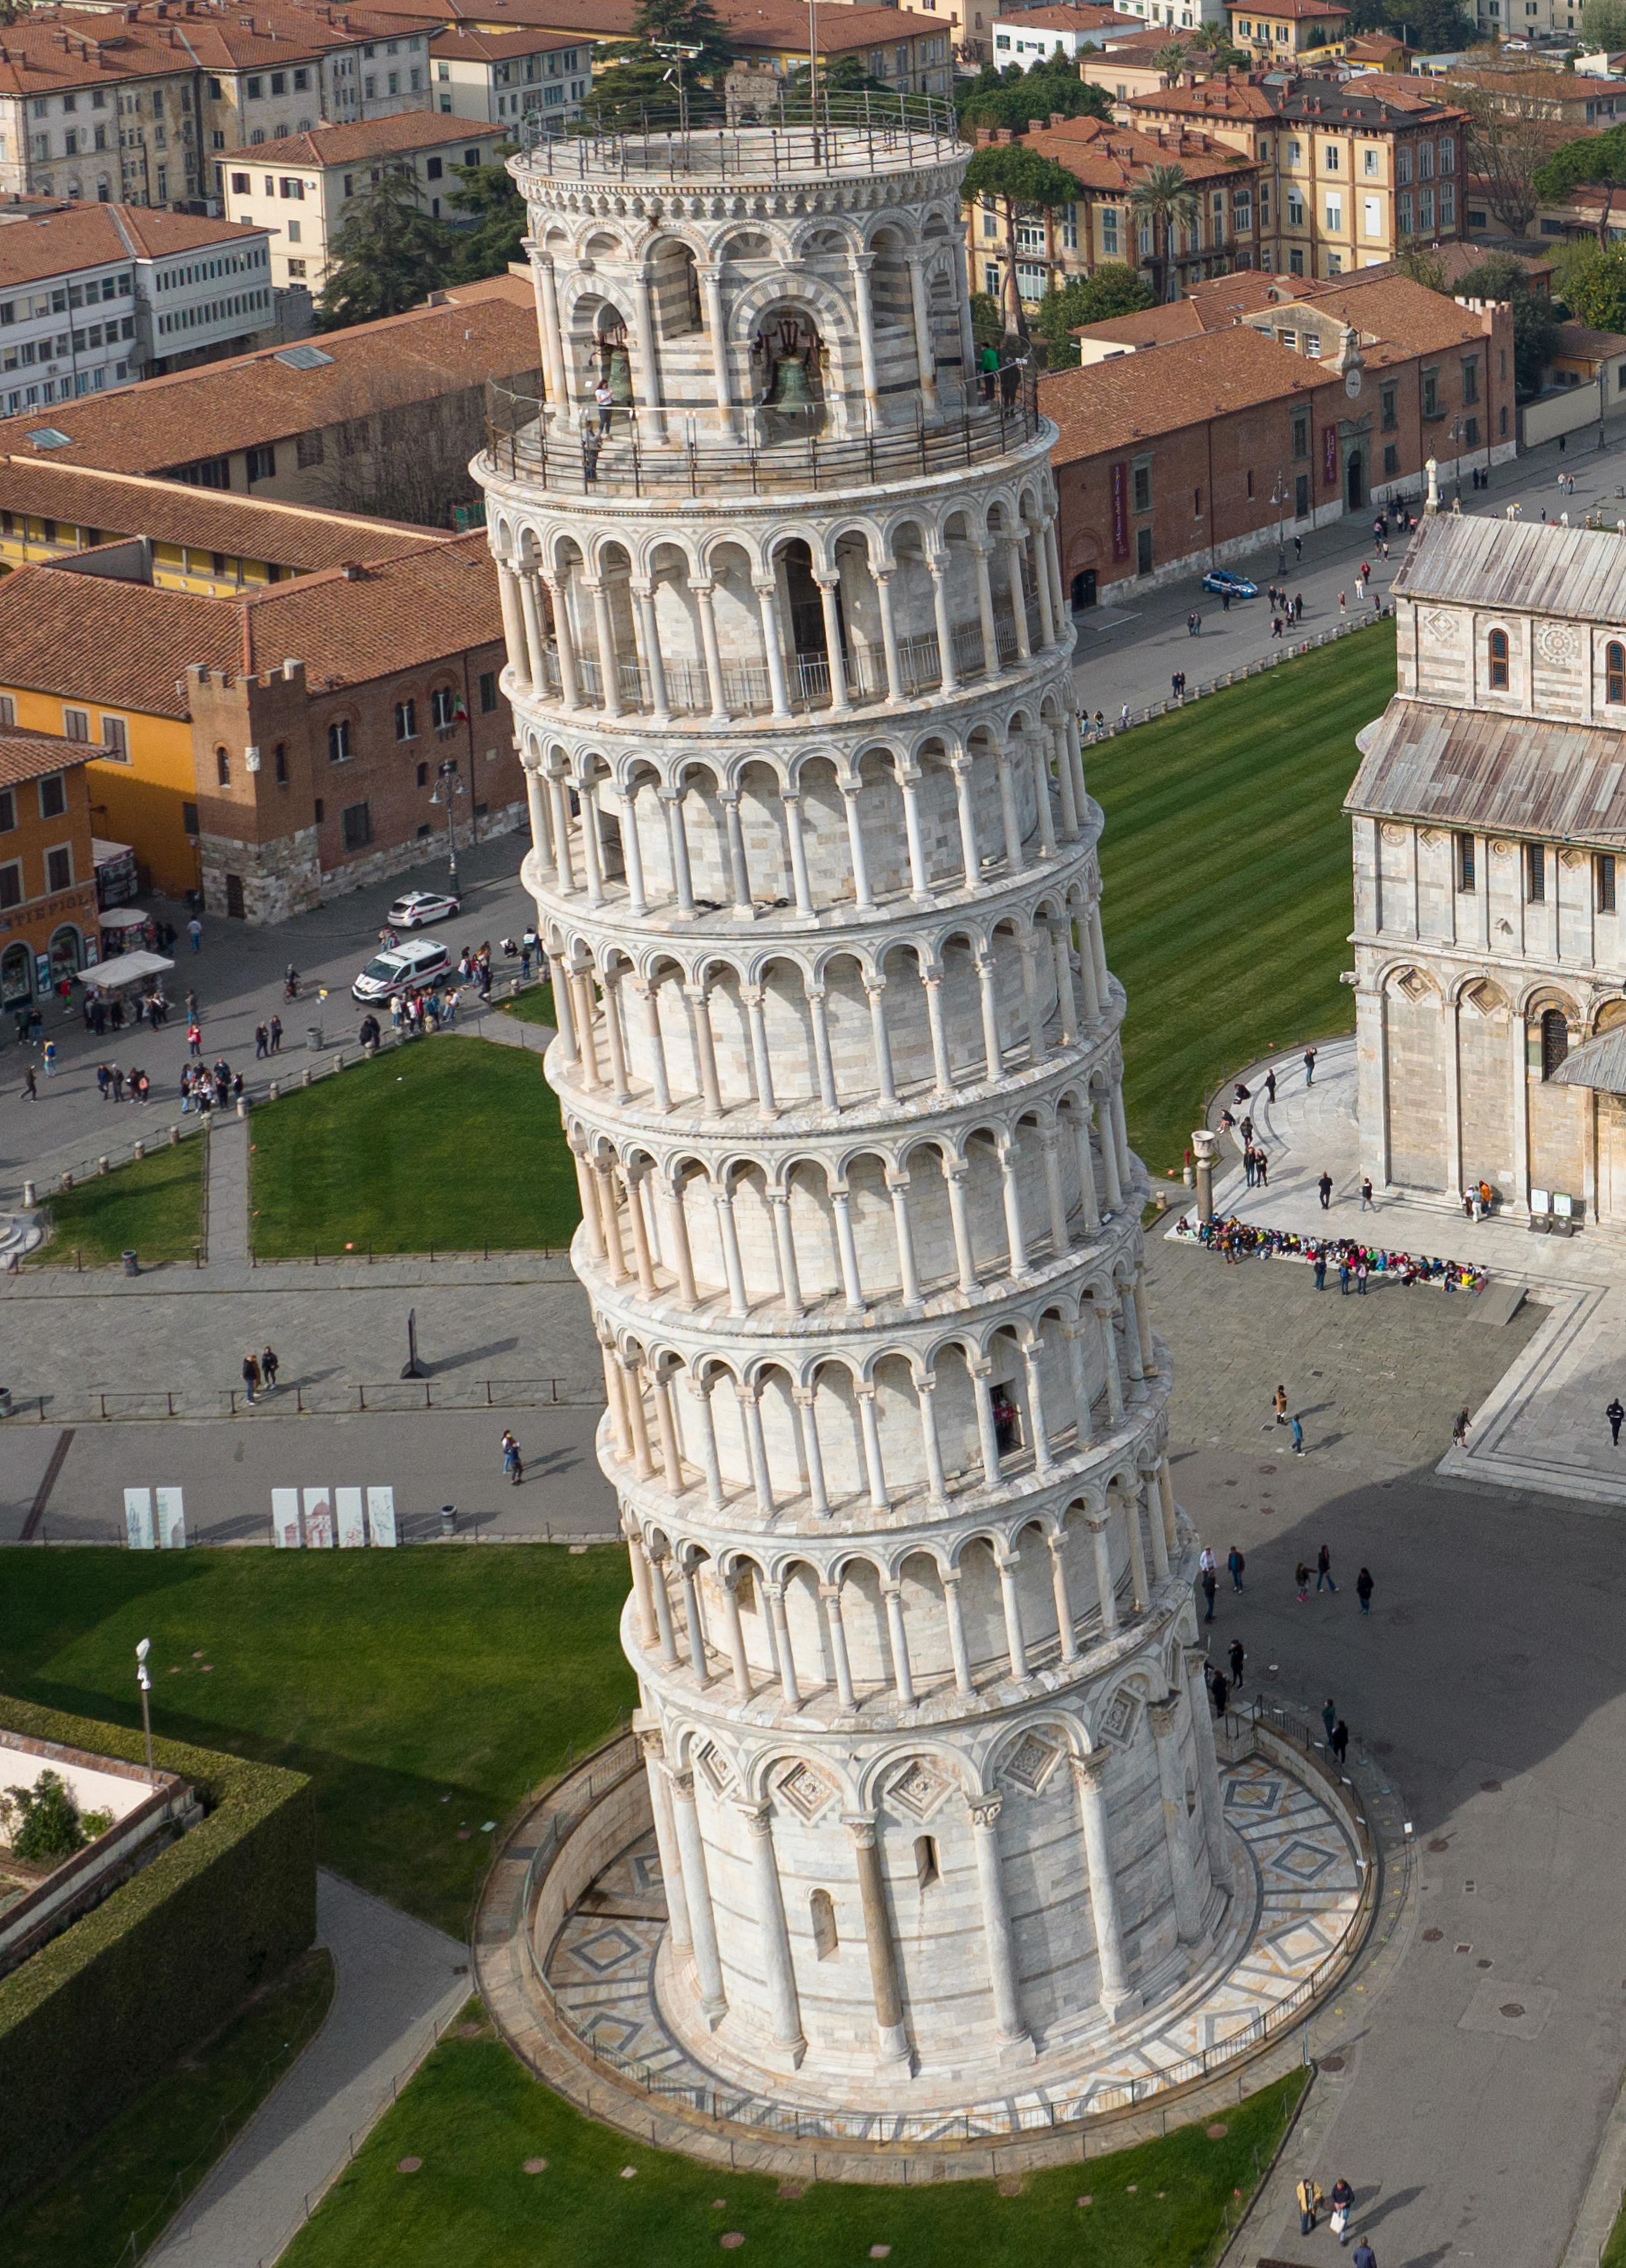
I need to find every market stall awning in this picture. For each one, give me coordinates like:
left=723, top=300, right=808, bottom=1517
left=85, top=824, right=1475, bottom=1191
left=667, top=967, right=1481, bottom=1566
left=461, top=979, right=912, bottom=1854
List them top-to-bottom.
left=99, top=908, right=149, bottom=931
left=84, top=949, right=173, bottom=990
left=1552, top=1027, right=1626, bottom=1093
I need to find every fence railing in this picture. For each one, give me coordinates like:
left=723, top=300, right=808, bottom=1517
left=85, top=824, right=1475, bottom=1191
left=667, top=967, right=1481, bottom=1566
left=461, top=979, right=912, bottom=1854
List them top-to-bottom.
left=514, top=91, right=963, bottom=181
left=513, top=1714, right=1382, bottom=2150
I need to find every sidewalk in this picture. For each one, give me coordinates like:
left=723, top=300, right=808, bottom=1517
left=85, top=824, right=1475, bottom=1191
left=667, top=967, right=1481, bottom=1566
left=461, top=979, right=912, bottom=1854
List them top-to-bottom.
left=1171, top=1035, right=1626, bottom=1512
left=149, top=1873, right=469, bottom=2268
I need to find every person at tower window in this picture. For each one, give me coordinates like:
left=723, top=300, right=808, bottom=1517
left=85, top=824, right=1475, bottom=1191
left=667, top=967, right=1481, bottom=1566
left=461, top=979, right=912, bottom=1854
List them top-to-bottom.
left=990, top=1390, right=1019, bottom=1457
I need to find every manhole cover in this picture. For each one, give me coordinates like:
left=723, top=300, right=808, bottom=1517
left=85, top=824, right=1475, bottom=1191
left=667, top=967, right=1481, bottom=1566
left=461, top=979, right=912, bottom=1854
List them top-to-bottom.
left=1258, top=1464, right=1277, bottom=1475
left=1481, top=1778, right=1503, bottom=1792
left=1428, top=1839, right=1450, bottom=1852
left=1422, top=1928, right=1443, bottom=1942
left=1455, top=1943, right=1472, bottom=1953
left=1477, top=1959, right=1493, bottom=1970
left=1501, top=2002, right=1526, bottom=2018
left=1319, top=2055, right=1346, bottom=2072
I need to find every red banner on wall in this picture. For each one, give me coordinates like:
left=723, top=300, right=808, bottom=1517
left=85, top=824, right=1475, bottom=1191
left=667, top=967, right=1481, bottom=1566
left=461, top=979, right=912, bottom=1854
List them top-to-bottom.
left=1322, top=425, right=1337, bottom=487
left=1110, top=461, right=1129, bottom=561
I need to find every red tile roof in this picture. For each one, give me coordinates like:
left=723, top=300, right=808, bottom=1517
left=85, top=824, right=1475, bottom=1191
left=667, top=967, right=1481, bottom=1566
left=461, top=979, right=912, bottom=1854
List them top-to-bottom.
left=220, top=110, right=504, bottom=166
left=1015, top=111, right=1258, bottom=186
left=0, top=202, right=267, bottom=293
left=1042, top=321, right=1334, bottom=461
left=0, top=726, right=103, bottom=788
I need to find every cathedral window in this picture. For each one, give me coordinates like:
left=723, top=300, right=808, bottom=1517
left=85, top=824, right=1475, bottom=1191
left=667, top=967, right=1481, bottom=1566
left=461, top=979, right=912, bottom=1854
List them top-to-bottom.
left=1487, top=628, right=1509, bottom=689
left=1608, top=640, right=1625, bottom=703
left=1455, top=832, right=1475, bottom=892
left=1526, top=843, right=1545, bottom=902
left=1598, top=853, right=1617, bottom=914
left=1541, top=1007, right=1568, bottom=1078
left=810, top=1889, right=838, bottom=1959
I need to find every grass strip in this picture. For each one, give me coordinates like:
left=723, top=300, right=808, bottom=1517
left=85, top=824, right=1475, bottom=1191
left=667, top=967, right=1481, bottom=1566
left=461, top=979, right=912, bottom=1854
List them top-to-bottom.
left=25, top=1136, right=204, bottom=1268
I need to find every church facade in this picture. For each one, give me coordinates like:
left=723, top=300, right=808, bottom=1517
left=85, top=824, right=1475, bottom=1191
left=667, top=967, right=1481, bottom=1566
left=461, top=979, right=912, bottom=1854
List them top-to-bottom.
left=1348, top=516, right=1626, bottom=1227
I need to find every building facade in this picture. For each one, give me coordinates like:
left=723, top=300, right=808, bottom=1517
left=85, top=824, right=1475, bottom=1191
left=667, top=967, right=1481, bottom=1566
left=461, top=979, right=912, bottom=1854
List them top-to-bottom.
left=426, top=24, right=589, bottom=128
left=476, top=102, right=1242, bottom=2106
left=1348, top=516, right=1626, bottom=1226
left=0, top=725, right=101, bottom=1012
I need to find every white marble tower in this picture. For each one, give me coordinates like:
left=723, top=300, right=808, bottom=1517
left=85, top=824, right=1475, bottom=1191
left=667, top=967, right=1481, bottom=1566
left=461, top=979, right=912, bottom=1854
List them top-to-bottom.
left=477, top=98, right=1228, bottom=2106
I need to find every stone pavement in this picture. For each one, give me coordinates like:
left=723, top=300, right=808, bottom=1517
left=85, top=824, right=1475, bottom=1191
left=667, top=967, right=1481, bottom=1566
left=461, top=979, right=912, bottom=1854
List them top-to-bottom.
left=1070, top=409, right=1626, bottom=727
left=1174, top=1034, right=1626, bottom=1512
left=1147, top=1227, right=1626, bottom=2268
left=3, top=1403, right=619, bottom=1545
left=149, top=1872, right=468, bottom=2268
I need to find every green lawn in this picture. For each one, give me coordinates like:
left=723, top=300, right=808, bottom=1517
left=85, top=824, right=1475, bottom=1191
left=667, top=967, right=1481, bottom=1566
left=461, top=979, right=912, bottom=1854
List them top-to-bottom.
left=1092, top=624, right=1392, bottom=1177
left=498, top=982, right=557, bottom=1027
left=249, top=1036, right=580, bottom=1257
left=25, top=1136, right=204, bottom=1268
left=0, top=1549, right=634, bottom=1934
left=0, top=1948, right=332, bottom=2267
left=284, top=2012, right=1305, bottom=2268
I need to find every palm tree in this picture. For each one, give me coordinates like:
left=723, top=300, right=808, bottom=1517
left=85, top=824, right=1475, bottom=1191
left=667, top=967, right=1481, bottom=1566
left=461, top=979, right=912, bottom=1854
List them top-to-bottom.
left=1152, top=39, right=1191, bottom=80
left=1129, top=161, right=1200, bottom=303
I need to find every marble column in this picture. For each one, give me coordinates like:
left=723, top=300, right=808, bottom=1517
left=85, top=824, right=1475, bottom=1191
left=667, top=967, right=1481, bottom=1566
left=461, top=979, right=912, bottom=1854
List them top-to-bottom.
left=1184, top=1645, right=1233, bottom=1892
left=1149, top=1691, right=1204, bottom=1944
left=1072, top=1750, right=1139, bottom=2020
left=671, top=1769, right=728, bottom=2024
left=968, top=1793, right=1034, bottom=2059
left=738, top=1800, right=807, bottom=2066
left=845, top=1812, right=911, bottom=2069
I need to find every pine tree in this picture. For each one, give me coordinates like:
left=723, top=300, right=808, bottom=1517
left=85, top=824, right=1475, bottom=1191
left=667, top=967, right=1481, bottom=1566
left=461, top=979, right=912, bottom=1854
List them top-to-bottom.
left=447, top=151, right=527, bottom=284
left=316, top=164, right=454, bottom=332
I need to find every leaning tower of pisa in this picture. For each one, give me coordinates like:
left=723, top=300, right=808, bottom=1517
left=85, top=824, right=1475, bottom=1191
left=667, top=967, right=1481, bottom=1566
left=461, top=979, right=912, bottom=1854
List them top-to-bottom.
left=477, top=97, right=1237, bottom=2109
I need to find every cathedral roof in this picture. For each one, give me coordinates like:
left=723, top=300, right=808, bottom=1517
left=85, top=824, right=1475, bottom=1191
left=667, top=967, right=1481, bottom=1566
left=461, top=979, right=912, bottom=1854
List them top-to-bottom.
left=1391, top=513, right=1626, bottom=625
left=1348, top=696, right=1626, bottom=845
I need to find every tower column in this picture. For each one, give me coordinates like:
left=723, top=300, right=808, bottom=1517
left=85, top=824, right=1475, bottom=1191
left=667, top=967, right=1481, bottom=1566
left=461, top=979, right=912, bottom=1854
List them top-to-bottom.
left=1150, top=1691, right=1204, bottom=1943
left=1072, top=1750, right=1139, bottom=2021
left=671, top=1770, right=728, bottom=2025
left=969, top=1794, right=1033, bottom=2059
left=738, top=1801, right=806, bottom=2065
left=845, top=1813, right=911, bottom=2069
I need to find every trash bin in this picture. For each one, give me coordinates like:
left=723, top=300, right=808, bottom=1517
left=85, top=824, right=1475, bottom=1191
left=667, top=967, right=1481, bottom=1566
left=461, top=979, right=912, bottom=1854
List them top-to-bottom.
left=307, top=1024, right=324, bottom=1052
left=122, top=1249, right=139, bottom=1277
left=0, top=1387, right=13, bottom=1417
left=439, top=1503, right=457, bottom=1538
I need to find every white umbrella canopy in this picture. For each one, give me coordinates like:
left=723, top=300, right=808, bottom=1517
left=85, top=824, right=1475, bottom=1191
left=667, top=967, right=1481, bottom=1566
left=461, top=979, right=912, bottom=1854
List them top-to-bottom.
left=82, top=949, right=174, bottom=990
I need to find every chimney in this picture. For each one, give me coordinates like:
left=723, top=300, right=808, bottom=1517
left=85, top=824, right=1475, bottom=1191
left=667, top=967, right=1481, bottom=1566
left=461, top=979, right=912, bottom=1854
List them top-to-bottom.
left=340, top=561, right=365, bottom=580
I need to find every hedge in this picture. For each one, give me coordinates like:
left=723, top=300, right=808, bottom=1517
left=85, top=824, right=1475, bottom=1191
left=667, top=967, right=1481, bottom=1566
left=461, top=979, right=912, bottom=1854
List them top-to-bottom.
left=0, top=1695, right=315, bottom=2214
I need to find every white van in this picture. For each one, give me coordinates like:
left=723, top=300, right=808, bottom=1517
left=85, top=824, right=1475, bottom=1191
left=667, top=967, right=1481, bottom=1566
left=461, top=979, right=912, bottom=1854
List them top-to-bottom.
left=351, top=935, right=450, bottom=1002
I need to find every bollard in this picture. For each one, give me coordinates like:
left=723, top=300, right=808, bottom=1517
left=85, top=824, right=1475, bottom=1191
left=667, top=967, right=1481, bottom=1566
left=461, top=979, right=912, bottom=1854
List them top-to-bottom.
left=333, top=1051, right=344, bottom=1072
left=302, top=1066, right=313, bottom=1087
left=269, top=1079, right=280, bottom=1101
left=236, top=1097, right=249, bottom=1118
left=168, top=1124, right=180, bottom=1146
left=133, top=1141, right=144, bottom=1161
left=98, top=1156, right=109, bottom=1175
left=59, top=1170, right=72, bottom=1191
left=21, top=1179, right=33, bottom=1208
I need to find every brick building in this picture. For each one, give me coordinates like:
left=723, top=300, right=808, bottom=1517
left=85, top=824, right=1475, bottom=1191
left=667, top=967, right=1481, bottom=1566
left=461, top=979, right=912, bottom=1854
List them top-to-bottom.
left=1043, top=274, right=1513, bottom=601
left=0, top=529, right=522, bottom=919
left=0, top=726, right=100, bottom=1010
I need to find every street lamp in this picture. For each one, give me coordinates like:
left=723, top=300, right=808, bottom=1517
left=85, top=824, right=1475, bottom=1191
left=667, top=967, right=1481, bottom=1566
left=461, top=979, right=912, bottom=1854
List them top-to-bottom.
left=1448, top=415, right=1464, bottom=504
left=1270, top=472, right=1288, bottom=573
left=428, top=760, right=465, bottom=888
left=135, top=1637, right=154, bottom=1785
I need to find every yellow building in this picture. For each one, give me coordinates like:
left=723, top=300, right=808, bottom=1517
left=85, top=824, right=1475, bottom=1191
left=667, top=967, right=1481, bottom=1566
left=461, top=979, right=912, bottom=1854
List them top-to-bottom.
left=1226, top=0, right=1350, bottom=57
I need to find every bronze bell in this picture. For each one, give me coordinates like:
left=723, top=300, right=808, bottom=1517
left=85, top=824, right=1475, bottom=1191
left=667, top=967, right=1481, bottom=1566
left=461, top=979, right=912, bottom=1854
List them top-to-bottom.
left=608, top=344, right=634, bottom=405
left=768, top=351, right=811, bottom=411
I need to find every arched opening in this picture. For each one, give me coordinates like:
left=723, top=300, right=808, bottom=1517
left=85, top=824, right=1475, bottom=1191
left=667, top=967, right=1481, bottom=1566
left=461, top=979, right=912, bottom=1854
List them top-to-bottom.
left=753, top=308, right=827, bottom=441
left=1345, top=448, right=1363, bottom=513
left=1488, top=628, right=1509, bottom=689
left=1610, top=641, right=1625, bottom=705
left=47, top=925, right=81, bottom=986
left=0, top=939, right=31, bottom=1008
left=914, top=1833, right=940, bottom=1889
left=810, top=1887, right=838, bottom=1959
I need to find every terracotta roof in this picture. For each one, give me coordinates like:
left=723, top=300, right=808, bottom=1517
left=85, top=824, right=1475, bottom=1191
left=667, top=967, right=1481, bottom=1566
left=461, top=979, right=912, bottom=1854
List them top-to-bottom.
left=355, top=0, right=637, bottom=27
left=1225, top=0, right=1349, bottom=18
left=724, top=2, right=949, bottom=53
left=992, top=3, right=1145, bottom=26
left=425, top=20, right=587, bottom=55
left=1346, top=30, right=1408, bottom=50
left=1441, top=65, right=1615, bottom=99
left=1131, top=70, right=1463, bottom=122
left=220, top=111, right=504, bottom=166
left=1015, top=112, right=1257, bottom=186
left=0, top=203, right=267, bottom=293
left=1345, top=239, right=1552, bottom=290
left=1276, top=273, right=1493, bottom=353
left=0, top=281, right=540, bottom=476
left=1075, top=300, right=1208, bottom=347
left=1556, top=319, right=1626, bottom=356
left=1041, top=322, right=1334, bottom=460
left=0, top=455, right=441, bottom=566
left=239, top=531, right=501, bottom=681
left=0, top=558, right=240, bottom=715
left=1349, top=698, right=1626, bottom=842
left=0, top=727, right=102, bottom=788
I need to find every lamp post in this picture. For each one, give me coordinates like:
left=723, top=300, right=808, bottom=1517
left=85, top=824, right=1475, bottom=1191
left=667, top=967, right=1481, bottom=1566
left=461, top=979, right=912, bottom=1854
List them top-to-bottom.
left=1448, top=414, right=1464, bottom=505
left=1271, top=472, right=1288, bottom=573
left=429, top=760, right=465, bottom=888
left=136, top=1637, right=154, bottom=1785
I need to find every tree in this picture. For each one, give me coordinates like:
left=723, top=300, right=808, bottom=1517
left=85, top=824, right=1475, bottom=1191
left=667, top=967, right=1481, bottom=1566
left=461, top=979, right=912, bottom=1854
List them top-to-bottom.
left=584, top=0, right=734, bottom=129
left=630, top=0, right=733, bottom=80
left=1580, top=0, right=1626, bottom=48
left=1152, top=39, right=1191, bottom=78
left=959, top=56, right=1112, bottom=131
left=1457, top=77, right=1562, bottom=239
left=1535, top=120, right=1626, bottom=239
left=961, top=143, right=1083, bottom=332
left=445, top=149, right=525, bottom=284
left=1128, top=161, right=1199, bottom=303
left=316, top=165, right=453, bottom=331
left=1556, top=238, right=1626, bottom=332
left=1395, top=239, right=1449, bottom=292
left=1033, top=262, right=1153, bottom=365
left=2, top=1769, right=87, bottom=1863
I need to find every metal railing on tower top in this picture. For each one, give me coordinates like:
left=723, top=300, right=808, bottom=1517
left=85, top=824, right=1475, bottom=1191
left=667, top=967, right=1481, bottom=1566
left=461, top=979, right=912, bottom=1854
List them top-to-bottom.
left=515, top=89, right=963, bottom=182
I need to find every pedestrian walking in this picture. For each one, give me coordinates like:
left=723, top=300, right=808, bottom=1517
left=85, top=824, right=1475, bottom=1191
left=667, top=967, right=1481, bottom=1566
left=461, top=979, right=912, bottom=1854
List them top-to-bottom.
left=594, top=377, right=614, bottom=436
left=1294, top=533, right=1303, bottom=561
left=1338, top=590, right=1347, bottom=615
left=1119, top=704, right=1129, bottom=730
left=187, top=915, right=202, bottom=953
left=269, top=1015, right=283, bottom=1053
left=187, top=1020, right=202, bottom=1059
left=255, top=1023, right=269, bottom=1059
left=41, top=1039, right=55, bottom=1077
left=1304, top=1046, right=1317, bottom=1086
left=96, top=1062, right=110, bottom=1101
left=21, top=1065, right=35, bottom=1101
left=1265, top=1068, right=1277, bottom=1103
left=1256, top=1148, right=1269, bottom=1188
left=1318, top=1170, right=1333, bottom=1209
left=1360, top=1176, right=1374, bottom=1210
left=1313, top=1251, right=1327, bottom=1290
left=1338, top=1259, right=1351, bottom=1295
left=1355, top=1260, right=1368, bottom=1294
left=261, top=1346, right=279, bottom=1389
left=241, top=1352, right=261, bottom=1405
left=1274, top=1384, right=1288, bottom=1426
left=1609, top=1397, right=1625, bottom=1446
left=1452, top=1406, right=1470, bottom=1448
left=1291, top=1414, right=1305, bottom=1456
left=501, top=1429, right=524, bottom=1485
left=1316, top=1543, right=1337, bottom=1593
left=1228, top=1544, right=1245, bottom=1591
left=1201, top=1565, right=1218, bottom=1621
left=1356, top=1565, right=1374, bottom=1614
left=1228, top=1636, right=1246, bottom=1690
left=1209, top=1666, right=1230, bottom=1715
left=1322, top=1698, right=1337, bottom=1740
left=1331, top=1718, right=1349, bottom=1765
left=1298, top=2176, right=1324, bottom=2235
left=1329, top=2177, right=1355, bottom=2244
left=1352, top=2242, right=1377, bottom=2268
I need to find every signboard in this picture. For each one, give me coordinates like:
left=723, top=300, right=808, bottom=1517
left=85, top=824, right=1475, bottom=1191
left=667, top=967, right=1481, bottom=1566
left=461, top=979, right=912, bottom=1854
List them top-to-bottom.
left=1323, top=425, right=1338, bottom=487
left=1110, top=461, right=1129, bottom=562
left=155, top=1485, right=185, bottom=1550
left=335, top=1486, right=367, bottom=1549
left=124, top=1487, right=155, bottom=1549
left=271, top=1487, right=303, bottom=1548
left=303, top=1487, right=334, bottom=1549
left=367, top=1487, right=398, bottom=1548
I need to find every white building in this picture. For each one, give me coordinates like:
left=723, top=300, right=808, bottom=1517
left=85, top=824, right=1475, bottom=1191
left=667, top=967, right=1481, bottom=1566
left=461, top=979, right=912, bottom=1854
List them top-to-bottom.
left=991, top=4, right=1163, bottom=63
left=426, top=25, right=589, bottom=130
left=475, top=102, right=1266, bottom=2112
left=217, top=113, right=506, bottom=297
left=0, top=200, right=272, bottom=413
left=1349, top=513, right=1626, bottom=1227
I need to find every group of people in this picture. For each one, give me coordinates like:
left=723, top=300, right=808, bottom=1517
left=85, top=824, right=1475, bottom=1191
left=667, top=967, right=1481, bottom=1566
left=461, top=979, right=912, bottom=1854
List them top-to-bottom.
left=83, top=987, right=169, bottom=1035
left=252, top=1019, right=286, bottom=1058
left=181, top=1059, right=242, bottom=1114
left=93, top=1063, right=152, bottom=1105
left=1179, top=1214, right=1488, bottom=1294
left=240, top=1347, right=281, bottom=1404
left=1298, top=2172, right=1370, bottom=2253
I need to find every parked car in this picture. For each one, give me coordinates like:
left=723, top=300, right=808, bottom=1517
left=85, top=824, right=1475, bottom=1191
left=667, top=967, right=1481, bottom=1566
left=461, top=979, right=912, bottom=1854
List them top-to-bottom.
left=1202, top=568, right=1258, bottom=598
left=385, top=889, right=460, bottom=929
left=351, top=936, right=450, bottom=1002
